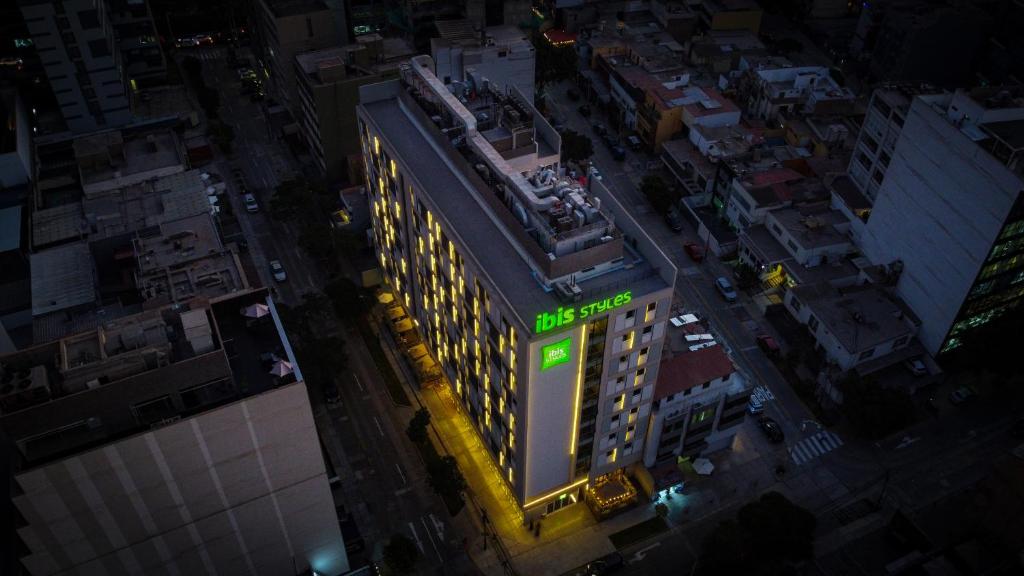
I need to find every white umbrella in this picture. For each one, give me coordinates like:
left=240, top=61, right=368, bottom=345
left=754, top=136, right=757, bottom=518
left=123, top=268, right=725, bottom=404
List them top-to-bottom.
left=242, top=303, right=271, bottom=318
left=269, top=360, right=293, bottom=377
left=693, top=457, right=714, bottom=476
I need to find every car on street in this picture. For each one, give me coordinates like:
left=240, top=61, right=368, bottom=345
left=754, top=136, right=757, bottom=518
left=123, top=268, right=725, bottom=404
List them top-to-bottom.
left=567, top=87, right=581, bottom=101
left=577, top=104, right=591, bottom=117
left=627, top=135, right=643, bottom=151
left=589, top=165, right=603, bottom=181
left=243, top=193, right=259, bottom=213
left=664, top=209, right=683, bottom=232
left=683, top=241, right=705, bottom=262
left=269, top=259, right=287, bottom=282
left=715, top=276, right=737, bottom=302
left=756, top=334, right=781, bottom=358
left=904, top=358, right=927, bottom=376
left=949, top=385, right=977, bottom=405
left=748, top=397, right=765, bottom=415
left=758, top=416, right=785, bottom=443
left=585, top=551, right=624, bottom=575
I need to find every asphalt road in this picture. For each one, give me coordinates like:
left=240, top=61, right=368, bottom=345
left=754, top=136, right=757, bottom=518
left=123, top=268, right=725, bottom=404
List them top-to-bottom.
left=179, top=46, right=469, bottom=574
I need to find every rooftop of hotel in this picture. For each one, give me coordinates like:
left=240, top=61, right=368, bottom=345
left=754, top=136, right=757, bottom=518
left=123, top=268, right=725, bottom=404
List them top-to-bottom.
left=360, top=57, right=674, bottom=329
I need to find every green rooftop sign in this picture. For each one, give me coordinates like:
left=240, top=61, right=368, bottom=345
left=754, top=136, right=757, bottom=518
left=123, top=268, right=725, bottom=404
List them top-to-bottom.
left=534, top=290, right=632, bottom=335
left=540, top=337, right=573, bottom=371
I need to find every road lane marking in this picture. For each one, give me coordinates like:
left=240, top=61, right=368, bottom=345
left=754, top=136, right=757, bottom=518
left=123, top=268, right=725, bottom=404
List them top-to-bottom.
left=354, top=375, right=365, bottom=393
left=373, top=416, right=385, bottom=437
left=395, top=463, right=406, bottom=485
left=421, top=516, right=443, bottom=562
left=408, top=522, right=425, bottom=553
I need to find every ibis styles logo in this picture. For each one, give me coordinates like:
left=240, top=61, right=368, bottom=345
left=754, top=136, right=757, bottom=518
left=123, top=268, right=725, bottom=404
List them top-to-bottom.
left=534, top=290, right=632, bottom=334
left=540, top=337, right=572, bottom=371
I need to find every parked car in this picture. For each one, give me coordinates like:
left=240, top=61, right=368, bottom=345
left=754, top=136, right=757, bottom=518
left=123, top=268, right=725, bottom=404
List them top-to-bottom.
left=567, top=87, right=581, bottom=101
left=577, top=104, right=592, bottom=117
left=627, top=135, right=643, bottom=151
left=589, top=165, right=603, bottom=181
left=243, top=193, right=259, bottom=213
left=664, top=209, right=683, bottom=232
left=683, top=242, right=705, bottom=262
left=269, top=259, right=287, bottom=282
left=715, top=276, right=737, bottom=302
left=756, top=334, right=781, bottom=358
left=904, top=358, right=927, bottom=376
left=949, top=385, right=977, bottom=405
left=747, top=397, right=764, bottom=415
left=758, top=416, right=785, bottom=443
left=585, top=551, right=624, bottom=575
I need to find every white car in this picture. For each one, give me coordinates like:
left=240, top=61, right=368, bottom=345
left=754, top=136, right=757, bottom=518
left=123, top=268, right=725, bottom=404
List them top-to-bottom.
left=589, top=166, right=603, bottom=181
left=243, top=193, right=259, bottom=213
left=269, top=260, right=287, bottom=282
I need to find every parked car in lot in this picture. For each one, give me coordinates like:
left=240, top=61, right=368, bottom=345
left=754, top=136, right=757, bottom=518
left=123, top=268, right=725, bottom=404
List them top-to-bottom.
left=577, top=104, right=592, bottom=117
left=243, top=193, right=259, bottom=213
left=664, top=209, right=683, bottom=232
left=683, top=241, right=705, bottom=262
left=269, top=259, right=287, bottom=282
left=715, top=276, right=737, bottom=302
left=757, top=334, right=781, bottom=358
left=949, top=385, right=977, bottom=405
left=758, top=416, right=785, bottom=443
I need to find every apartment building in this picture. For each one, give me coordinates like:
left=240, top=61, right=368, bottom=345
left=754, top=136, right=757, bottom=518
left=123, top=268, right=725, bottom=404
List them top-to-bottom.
left=19, top=0, right=132, bottom=133
left=106, top=0, right=165, bottom=85
left=253, top=0, right=341, bottom=115
left=431, top=20, right=536, bottom=104
left=294, top=39, right=406, bottom=182
left=357, top=56, right=676, bottom=520
left=737, top=59, right=854, bottom=121
left=855, top=88, right=1024, bottom=356
left=0, top=289, right=348, bottom=575
left=643, top=340, right=748, bottom=468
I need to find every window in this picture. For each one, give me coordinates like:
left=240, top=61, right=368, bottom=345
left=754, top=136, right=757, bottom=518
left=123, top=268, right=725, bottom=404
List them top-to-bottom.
left=78, top=9, right=100, bottom=29
left=87, top=39, right=109, bottom=58
left=863, top=134, right=879, bottom=153
left=872, top=170, right=884, bottom=184
left=790, top=296, right=802, bottom=312
left=645, top=302, right=656, bottom=322
left=625, top=309, right=635, bottom=320
left=807, top=314, right=820, bottom=332
left=642, top=325, right=653, bottom=336
left=893, top=336, right=908, bottom=348
left=638, top=347, right=649, bottom=366
left=859, top=348, right=875, bottom=360
left=634, top=367, right=646, bottom=387
left=631, top=389, right=642, bottom=403
left=613, top=394, right=625, bottom=410
left=132, top=395, right=177, bottom=425
left=607, top=432, right=616, bottom=442
left=605, top=449, right=617, bottom=464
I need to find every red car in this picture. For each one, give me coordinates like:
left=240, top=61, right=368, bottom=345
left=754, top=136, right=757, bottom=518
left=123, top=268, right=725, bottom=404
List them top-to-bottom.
left=684, top=242, right=705, bottom=262
left=756, top=334, right=780, bottom=357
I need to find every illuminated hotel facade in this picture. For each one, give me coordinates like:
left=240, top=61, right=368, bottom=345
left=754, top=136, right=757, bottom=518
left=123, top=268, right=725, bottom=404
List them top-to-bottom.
left=357, top=56, right=676, bottom=519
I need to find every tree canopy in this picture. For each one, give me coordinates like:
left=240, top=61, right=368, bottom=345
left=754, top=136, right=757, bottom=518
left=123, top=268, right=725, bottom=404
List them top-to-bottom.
left=560, top=129, right=593, bottom=164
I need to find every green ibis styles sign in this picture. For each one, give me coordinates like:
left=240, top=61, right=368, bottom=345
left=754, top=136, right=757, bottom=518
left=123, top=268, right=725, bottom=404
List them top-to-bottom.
left=534, top=290, right=633, bottom=335
left=540, top=337, right=573, bottom=371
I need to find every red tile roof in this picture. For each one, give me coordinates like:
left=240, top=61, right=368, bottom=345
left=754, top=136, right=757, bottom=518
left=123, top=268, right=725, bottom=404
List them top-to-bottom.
left=655, top=346, right=735, bottom=401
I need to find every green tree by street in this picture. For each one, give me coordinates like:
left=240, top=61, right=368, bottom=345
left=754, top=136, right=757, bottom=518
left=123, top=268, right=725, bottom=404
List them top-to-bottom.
left=532, top=30, right=578, bottom=89
left=560, top=129, right=593, bottom=164
left=640, top=174, right=676, bottom=214
left=406, top=408, right=431, bottom=444
left=427, top=455, right=467, bottom=501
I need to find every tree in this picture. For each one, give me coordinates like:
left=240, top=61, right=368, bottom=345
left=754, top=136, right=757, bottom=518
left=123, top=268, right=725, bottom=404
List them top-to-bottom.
left=532, top=30, right=578, bottom=88
left=181, top=56, right=202, bottom=82
left=207, top=121, right=234, bottom=154
left=560, top=129, right=593, bottom=164
left=640, top=174, right=675, bottom=214
left=270, top=179, right=314, bottom=221
left=298, top=222, right=335, bottom=262
left=734, top=263, right=758, bottom=290
left=323, top=277, right=372, bottom=321
left=839, top=372, right=914, bottom=439
left=406, top=408, right=431, bottom=444
left=427, top=455, right=467, bottom=499
left=696, top=492, right=816, bottom=576
left=382, top=534, right=420, bottom=574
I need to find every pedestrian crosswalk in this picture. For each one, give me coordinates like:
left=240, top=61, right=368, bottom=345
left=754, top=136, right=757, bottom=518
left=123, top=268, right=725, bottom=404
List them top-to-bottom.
left=192, top=48, right=224, bottom=61
left=751, top=385, right=774, bottom=404
left=789, top=430, right=843, bottom=466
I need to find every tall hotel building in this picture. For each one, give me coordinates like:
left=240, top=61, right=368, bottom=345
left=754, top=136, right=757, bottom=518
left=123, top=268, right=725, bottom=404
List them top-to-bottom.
left=357, top=56, right=676, bottom=520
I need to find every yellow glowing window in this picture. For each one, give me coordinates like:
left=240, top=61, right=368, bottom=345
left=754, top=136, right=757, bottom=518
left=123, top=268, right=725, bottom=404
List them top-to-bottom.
left=374, top=136, right=380, bottom=154
left=389, top=159, right=396, bottom=177
left=393, top=200, right=401, bottom=217
left=645, top=302, right=657, bottom=323
left=622, top=331, right=635, bottom=350
left=499, top=334, right=505, bottom=353
left=634, top=367, right=646, bottom=387
left=509, top=372, right=516, bottom=392
left=456, top=378, right=462, bottom=394
left=499, top=396, right=505, bottom=414
left=509, top=413, right=515, bottom=432
left=509, top=431, right=515, bottom=449
left=606, top=449, right=617, bottom=464
left=499, top=451, right=505, bottom=466
left=508, top=468, right=513, bottom=484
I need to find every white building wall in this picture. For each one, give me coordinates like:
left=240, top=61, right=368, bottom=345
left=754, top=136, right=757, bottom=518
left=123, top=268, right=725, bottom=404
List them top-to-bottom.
left=858, top=97, right=1022, bottom=355
left=13, top=382, right=348, bottom=576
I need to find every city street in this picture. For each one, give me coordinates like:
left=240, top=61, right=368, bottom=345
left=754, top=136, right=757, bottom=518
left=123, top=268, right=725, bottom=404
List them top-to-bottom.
left=176, top=46, right=474, bottom=574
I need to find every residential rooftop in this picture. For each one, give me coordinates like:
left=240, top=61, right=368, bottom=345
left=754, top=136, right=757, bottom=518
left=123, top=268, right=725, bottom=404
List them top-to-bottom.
left=919, top=87, right=1024, bottom=177
left=75, top=129, right=184, bottom=193
left=767, top=203, right=851, bottom=250
left=30, top=242, right=96, bottom=317
left=789, top=283, right=919, bottom=354
left=0, top=289, right=297, bottom=468
left=655, top=344, right=736, bottom=401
